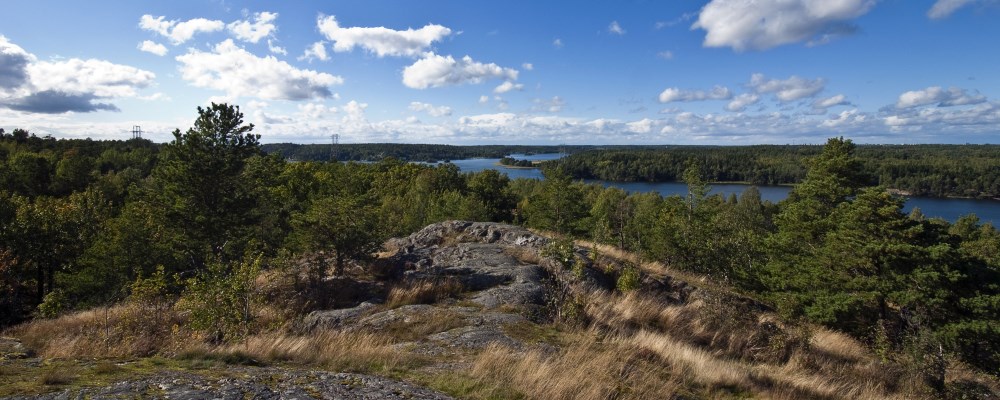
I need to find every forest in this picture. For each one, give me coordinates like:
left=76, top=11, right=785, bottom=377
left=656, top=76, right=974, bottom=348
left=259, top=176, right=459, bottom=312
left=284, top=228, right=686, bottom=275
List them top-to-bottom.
left=1, top=104, right=999, bottom=395
left=261, top=142, right=583, bottom=162
left=551, top=144, right=1000, bottom=198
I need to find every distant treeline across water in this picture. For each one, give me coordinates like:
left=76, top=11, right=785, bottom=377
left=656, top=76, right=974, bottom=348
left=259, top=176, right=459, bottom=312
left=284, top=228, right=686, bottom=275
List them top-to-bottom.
left=263, top=143, right=1000, bottom=199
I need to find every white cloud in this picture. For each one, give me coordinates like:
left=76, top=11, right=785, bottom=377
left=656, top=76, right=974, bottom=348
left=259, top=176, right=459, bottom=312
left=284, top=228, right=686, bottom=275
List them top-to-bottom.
left=693, top=0, right=875, bottom=51
left=928, top=0, right=978, bottom=19
left=227, top=11, right=278, bottom=43
left=139, top=14, right=224, bottom=45
left=316, top=15, right=451, bottom=58
left=608, top=21, right=626, bottom=35
left=0, top=35, right=36, bottom=91
left=0, top=36, right=154, bottom=114
left=553, top=38, right=564, bottom=48
left=176, top=39, right=342, bottom=100
left=267, top=39, right=287, bottom=55
left=138, top=40, right=168, bottom=56
left=299, top=41, right=329, bottom=62
left=657, top=51, right=674, bottom=60
left=402, top=53, right=518, bottom=89
left=28, top=58, right=155, bottom=98
left=522, top=62, right=534, bottom=71
left=749, top=73, right=825, bottom=101
left=493, top=80, right=524, bottom=94
left=658, top=85, right=732, bottom=103
left=896, top=86, right=987, bottom=108
left=726, top=93, right=760, bottom=112
left=812, top=94, right=851, bottom=110
left=478, top=95, right=490, bottom=104
left=534, top=96, right=565, bottom=113
left=409, top=101, right=452, bottom=117
left=297, top=102, right=338, bottom=119
left=883, top=102, right=1000, bottom=133
left=821, top=109, right=868, bottom=128
left=627, top=118, right=654, bottom=133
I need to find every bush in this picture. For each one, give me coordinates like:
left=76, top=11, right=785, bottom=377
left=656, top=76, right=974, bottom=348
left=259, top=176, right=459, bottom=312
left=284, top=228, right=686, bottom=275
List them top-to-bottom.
left=177, top=255, right=263, bottom=343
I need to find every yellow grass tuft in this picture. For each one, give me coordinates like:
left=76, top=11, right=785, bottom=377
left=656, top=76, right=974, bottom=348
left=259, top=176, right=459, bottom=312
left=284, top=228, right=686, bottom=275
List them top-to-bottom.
left=386, top=278, right=463, bottom=308
left=213, top=330, right=419, bottom=372
left=470, top=338, right=682, bottom=400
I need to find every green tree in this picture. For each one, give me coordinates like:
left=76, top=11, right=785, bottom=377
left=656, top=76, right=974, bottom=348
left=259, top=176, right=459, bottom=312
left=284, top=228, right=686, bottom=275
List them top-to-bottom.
left=150, top=103, right=262, bottom=269
left=290, top=194, right=382, bottom=278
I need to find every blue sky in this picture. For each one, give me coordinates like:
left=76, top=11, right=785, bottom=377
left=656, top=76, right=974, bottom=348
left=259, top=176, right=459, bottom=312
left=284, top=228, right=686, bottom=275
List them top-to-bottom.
left=1, top=0, right=998, bottom=144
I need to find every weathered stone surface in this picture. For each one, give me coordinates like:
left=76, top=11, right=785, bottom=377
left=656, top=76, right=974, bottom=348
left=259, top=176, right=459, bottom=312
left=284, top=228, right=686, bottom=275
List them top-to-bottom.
left=301, top=301, right=379, bottom=331
left=0, top=337, right=32, bottom=360
left=4, top=369, right=453, bottom=400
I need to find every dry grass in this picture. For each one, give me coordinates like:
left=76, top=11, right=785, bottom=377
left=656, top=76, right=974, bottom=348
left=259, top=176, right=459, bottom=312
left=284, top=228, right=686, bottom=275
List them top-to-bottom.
left=576, top=240, right=714, bottom=289
left=503, top=245, right=542, bottom=265
left=386, top=278, right=463, bottom=308
left=8, top=303, right=190, bottom=358
left=632, top=329, right=910, bottom=399
left=212, top=330, right=421, bottom=373
left=470, top=338, right=682, bottom=400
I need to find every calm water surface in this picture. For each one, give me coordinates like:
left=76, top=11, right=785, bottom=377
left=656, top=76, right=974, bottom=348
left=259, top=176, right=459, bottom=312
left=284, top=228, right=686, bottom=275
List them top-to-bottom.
left=447, top=154, right=999, bottom=224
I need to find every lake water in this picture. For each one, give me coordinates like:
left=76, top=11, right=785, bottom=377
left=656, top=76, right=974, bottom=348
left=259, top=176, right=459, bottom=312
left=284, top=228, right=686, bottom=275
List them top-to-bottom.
left=445, top=154, right=1000, bottom=225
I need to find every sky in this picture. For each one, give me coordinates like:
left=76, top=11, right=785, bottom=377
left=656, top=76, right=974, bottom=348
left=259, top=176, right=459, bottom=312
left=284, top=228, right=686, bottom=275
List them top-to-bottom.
left=0, top=0, right=998, bottom=145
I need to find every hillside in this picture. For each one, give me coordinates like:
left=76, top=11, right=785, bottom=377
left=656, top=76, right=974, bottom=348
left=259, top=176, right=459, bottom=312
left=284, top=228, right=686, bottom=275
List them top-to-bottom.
left=3, top=221, right=997, bottom=399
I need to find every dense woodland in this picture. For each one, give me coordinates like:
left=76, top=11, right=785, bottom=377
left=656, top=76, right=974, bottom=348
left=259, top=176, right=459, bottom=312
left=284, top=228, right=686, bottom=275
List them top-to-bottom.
left=1, top=104, right=999, bottom=386
left=262, top=142, right=583, bottom=162
left=552, top=145, right=1000, bottom=198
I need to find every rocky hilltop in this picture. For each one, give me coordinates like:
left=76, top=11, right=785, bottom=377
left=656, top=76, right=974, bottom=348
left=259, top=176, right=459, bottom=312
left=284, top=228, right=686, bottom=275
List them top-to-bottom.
left=4, top=221, right=992, bottom=399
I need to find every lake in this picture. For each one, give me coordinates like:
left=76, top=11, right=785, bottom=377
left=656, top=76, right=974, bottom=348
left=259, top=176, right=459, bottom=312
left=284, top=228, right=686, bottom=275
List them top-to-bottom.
left=444, top=153, right=1000, bottom=225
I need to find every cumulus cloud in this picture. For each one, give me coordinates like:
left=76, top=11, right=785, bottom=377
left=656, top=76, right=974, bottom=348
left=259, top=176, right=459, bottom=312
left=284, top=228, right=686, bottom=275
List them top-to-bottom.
left=693, top=0, right=875, bottom=51
left=928, top=0, right=978, bottom=19
left=227, top=11, right=278, bottom=43
left=139, top=14, right=224, bottom=45
left=316, top=15, right=451, bottom=58
left=608, top=21, right=626, bottom=35
left=0, top=35, right=34, bottom=91
left=0, top=36, right=154, bottom=113
left=553, top=38, right=564, bottom=48
left=176, top=39, right=342, bottom=100
left=267, top=39, right=287, bottom=55
left=138, top=40, right=168, bottom=56
left=299, top=41, right=329, bottom=62
left=657, top=51, right=674, bottom=60
left=402, top=53, right=518, bottom=89
left=27, top=58, right=155, bottom=98
left=522, top=62, right=533, bottom=71
left=749, top=73, right=825, bottom=101
left=493, top=80, right=523, bottom=94
left=658, top=85, right=732, bottom=103
left=895, top=86, right=987, bottom=108
left=6, top=90, right=119, bottom=113
left=726, top=93, right=760, bottom=112
left=812, top=94, right=851, bottom=111
left=479, top=95, right=490, bottom=104
left=532, top=96, right=565, bottom=113
left=409, top=101, right=452, bottom=117
left=297, top=102, right=338, bottom=119
left=883, top=102, right=1000, bottom=133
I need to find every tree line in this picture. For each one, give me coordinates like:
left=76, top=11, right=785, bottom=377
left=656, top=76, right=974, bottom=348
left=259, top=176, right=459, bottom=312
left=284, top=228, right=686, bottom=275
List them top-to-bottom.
left=1, top=106, right=998, bottom=383
left=262, top=142, right=586, bottom=163
left=551, top=144, right=1000, bottom=198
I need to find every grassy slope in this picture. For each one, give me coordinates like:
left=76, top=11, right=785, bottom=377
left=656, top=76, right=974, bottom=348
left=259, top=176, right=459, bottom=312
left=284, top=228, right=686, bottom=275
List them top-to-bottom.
left=3, top=229, right=999, bottom=399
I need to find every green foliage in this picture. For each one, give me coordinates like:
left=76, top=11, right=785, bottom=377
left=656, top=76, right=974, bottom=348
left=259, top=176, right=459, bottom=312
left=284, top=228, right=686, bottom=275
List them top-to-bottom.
left=149, top=103, right=262, bottom=269
left=552, top=142, right=1000, bottom=198
left=289, top=193, right=382, bottom=277
left=542, top=237, right=576, bottom=269
left=179, top=255, right=263, bottom=343
left=615, top=263, right=641, bottom=292
left=36, top=289, right=66, bottom=318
